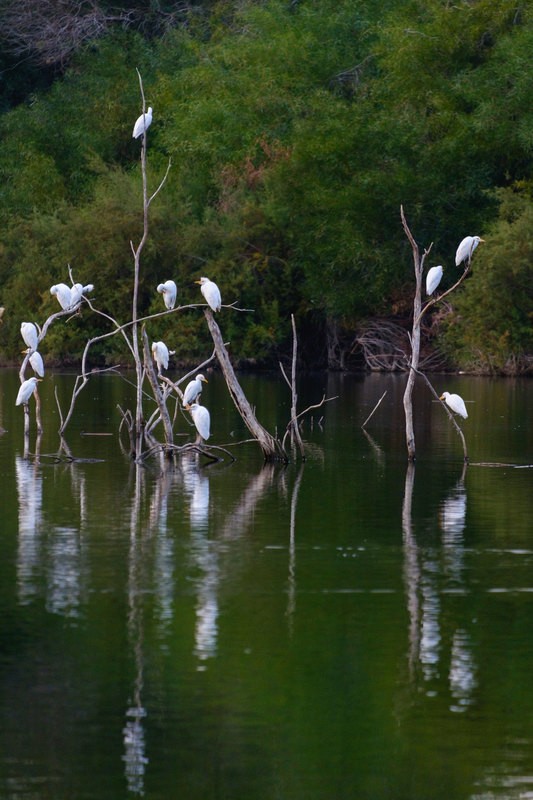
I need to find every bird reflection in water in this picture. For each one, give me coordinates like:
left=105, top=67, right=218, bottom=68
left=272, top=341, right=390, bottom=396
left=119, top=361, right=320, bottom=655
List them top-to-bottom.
left=16, top=438, right=86, bottom=617
left=15, top=454, right=43, bottom=605
left=181, top=455, right=218, bottom=663
left=402, top=464, right=477, bottom=712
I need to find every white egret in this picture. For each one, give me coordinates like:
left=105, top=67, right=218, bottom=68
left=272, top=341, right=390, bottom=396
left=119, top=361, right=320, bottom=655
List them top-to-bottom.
left=132, top=107, right=153, bottom=139
left=455, top=235, right=484, bottom=266
left=426, top=265, right=443, bottom=296
left=195, top=277, right=222, bottom=312
left=157, top=280, right=177, bottom=310
left=50, top=283, right=72, bottom=310
left=70, top=283, right=94, bottom=306
left=0, top=307, right=4, bottom=324
left=20, top=321, right=38, bottom=351
left=152, top=341, right=169, bottom=373
left=21, top=349, right=45, bottom=377
left=182, top=374, right=208, bottom=408
left=16, top=376, right=41, bottom=406
left=440, top=391, right=468, bottom=419
left=190, top=403, right=210, bottom=441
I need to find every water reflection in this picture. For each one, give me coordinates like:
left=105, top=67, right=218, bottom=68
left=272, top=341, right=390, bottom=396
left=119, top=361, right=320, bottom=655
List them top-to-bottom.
left=16, top=439, right=87, bottom=617
left=15, top=454, right=43, bottom=605
left=123, top=463, right=149, bottom=796
left=402, top=463, right=477, bottom=712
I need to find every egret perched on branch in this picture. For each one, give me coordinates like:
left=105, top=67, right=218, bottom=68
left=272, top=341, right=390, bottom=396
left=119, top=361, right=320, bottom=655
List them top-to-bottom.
left=132, top=107, right=153, bottom=139
left=455, top=236, right=484, bottom=266
left=426, top=265, right=443, bottom=296
left=195, top=277, right=222, bottom=312
left=157, top=280, right=177, bottom=310
left=50, top=283, right=72, bottom=310
left=70, top=283, right=94, bottom=307
left=21, top=321, right=38, bottom=351
left=152, top=341, right=170, bottom=374
left=22, top=349, right=45, bottom=378
left=182, top=374, right=208, bottom=408
left=16, top=376, right=41, bottom=406
left=440, top=391, right=468, bottom=419
left=190, top=403, right=210, bottom=441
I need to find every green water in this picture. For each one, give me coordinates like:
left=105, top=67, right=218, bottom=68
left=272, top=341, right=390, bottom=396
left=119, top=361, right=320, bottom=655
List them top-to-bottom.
left=0, top=369, right=532, bottom=799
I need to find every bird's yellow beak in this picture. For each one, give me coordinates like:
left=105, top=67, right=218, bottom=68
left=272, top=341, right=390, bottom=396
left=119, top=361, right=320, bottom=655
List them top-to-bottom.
left=479, top=238, right=486, bottom=242
left=194, top=280, right=201, bottom=285
left=21, top=348, right=29, bottom=354
left=202, top=377, right=208, bottom=383
left=439, top=394, right=445, bottom=400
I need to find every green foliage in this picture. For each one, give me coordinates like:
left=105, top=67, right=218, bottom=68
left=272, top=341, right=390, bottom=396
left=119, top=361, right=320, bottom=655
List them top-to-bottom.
left=0, top=0, right=532, bottom=369
left=440, top=186, right=533, bottom=373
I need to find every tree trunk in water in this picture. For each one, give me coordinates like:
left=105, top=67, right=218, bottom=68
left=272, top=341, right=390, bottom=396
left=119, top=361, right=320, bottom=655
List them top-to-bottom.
left=401, top=207, right=426, bottom=461
left=204, top=310, right=286, bottom=461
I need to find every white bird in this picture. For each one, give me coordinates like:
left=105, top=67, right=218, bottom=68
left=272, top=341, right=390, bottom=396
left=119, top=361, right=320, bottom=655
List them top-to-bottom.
left=132, top=107, right=153, bottom=139
left=455, top=235, right=484, bottom=266
left=426, top=265, right=443, bottom=296
left=195, top=277, right=222, bottom=312
left=157, top=280, right=177, bottom=310
left=50, top=283, right=72, bottom=310
left=70, top=283, right=94, bottom=306
left=20, top=321, right=38, bottom=351
left=152, top=341, right=169, bottom=373
left=21, top=349, right=45, bottom=377
left=182, top=374, right=208, bottom=408
left=16, top=376, right=41, bottom=406
left=440, top=391, right=468, bottom=419
left=190, top=403, right=210, bottom=441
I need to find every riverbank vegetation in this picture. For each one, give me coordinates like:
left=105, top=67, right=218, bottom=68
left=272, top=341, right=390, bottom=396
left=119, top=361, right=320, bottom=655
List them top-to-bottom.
left=0, top=0, right=531, bottom=373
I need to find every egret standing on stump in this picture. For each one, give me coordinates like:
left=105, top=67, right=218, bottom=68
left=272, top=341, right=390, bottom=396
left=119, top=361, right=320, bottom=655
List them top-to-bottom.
left=132, top=107, right=153, bottom=139
left=455, top=236, right=484, bottom=266
left=426, top=265, right=443, bottom=296
left=195, top=277, right=222, bottom=312
left=157, top=280, right=177, bottom=310
left=21, top=321, right=38, bottom=351
left=152, top=341, right=170, bottom=374
left=182, top=374, right=208, bottom=409
left=16, top=377, right=41, bottom=406
left=440, top=391, right=468, bottom=419
left=190, top=403, right=210, bottom=442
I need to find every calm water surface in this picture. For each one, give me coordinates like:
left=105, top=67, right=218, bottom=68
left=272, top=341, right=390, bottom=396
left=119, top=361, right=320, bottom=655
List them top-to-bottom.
left=0, top=369, right=531, bottom=799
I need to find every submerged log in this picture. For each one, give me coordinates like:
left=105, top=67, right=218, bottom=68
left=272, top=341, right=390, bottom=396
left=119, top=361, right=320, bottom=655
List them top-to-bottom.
left=203, top=309, right=286, bottom=461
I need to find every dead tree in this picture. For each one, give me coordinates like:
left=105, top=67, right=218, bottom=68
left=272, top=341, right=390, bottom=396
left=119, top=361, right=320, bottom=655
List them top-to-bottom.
left=401, top=206, right=472, bottom=461
left=401, top=207, right=432, bottom=461
left=203, top=309, right=286, bottom=461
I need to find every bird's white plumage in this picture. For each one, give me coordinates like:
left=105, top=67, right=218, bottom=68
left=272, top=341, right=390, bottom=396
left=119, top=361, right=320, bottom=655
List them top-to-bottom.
left=132, top=107, right=153, bottom=139
left=455, top=235, right=484, bottom=266
left=426, top=265, right=443, bottom=296
left=196, top=277, right=221, bottom=312
left=157, top=280, right=177, bottom=310
left=50, top=283, right=72, bottom=310
left=70, top=283, right=94, bottom=306
left=21, top=321, right=38, bottom=351
left=152, top=341, right=169, bottom=372
left=29, top=351, right=45, bottom=377
left=183, top=374, right=208, bottom=407
left=16, top=377, right=40, bottom=406
left=440, top=391, right=468, bottom=419
left=190, top=403, right=210, bottom=441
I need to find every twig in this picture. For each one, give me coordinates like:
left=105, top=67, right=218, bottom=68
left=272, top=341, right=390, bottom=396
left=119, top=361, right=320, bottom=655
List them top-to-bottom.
left=361, top=390, right=387, bottom=429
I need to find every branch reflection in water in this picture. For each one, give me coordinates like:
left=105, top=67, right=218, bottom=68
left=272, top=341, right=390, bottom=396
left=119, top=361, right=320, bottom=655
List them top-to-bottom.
left=123, top=462, right=149, bottom=796
left=401, top=463, right=477, bottom=713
